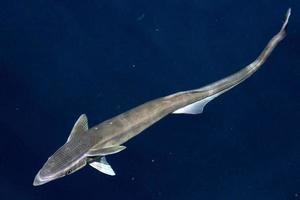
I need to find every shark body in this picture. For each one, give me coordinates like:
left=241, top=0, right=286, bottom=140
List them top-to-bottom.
left=33, top=9, right=291, bottom=186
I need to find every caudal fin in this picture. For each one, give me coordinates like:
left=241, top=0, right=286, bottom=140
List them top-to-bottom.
left=173, top=9, right=291, bottom=115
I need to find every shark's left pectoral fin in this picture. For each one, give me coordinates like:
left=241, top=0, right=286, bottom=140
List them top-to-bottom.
left=86, top=145, right=126, bottom=157
left=89, top=157, right=116, bottom=176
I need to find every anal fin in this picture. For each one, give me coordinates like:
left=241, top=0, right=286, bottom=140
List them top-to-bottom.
left=172, top=92, right=222, bottom=114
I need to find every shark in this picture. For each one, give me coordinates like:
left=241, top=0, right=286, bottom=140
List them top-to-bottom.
left=33, top=9, right=291, bottom=186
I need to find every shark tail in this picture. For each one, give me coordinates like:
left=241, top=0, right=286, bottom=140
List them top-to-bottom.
left=173, top=8, right=291, bottom=115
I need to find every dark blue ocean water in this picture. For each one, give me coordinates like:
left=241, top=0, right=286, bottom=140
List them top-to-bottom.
left=1, top=0, right=300, bottom=199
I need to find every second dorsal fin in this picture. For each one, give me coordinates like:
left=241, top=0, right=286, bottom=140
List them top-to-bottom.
left=67, top=114, right=88, bottom=142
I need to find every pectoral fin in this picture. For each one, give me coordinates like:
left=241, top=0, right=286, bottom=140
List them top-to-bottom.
left=67, top=114, right=89, bottom=142
left=86, top=145, right=126, bottom=157
left=89, top=157, right=116, bottom=176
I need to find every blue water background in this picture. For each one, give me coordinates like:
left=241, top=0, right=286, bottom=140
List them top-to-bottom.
left=1, top=0, right=300, bottom=199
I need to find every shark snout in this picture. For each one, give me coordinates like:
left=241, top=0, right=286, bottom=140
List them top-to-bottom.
left=33, top=171, right=51, bottom=186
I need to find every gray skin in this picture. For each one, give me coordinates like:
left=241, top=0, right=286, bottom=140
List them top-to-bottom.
left=33, top=9, right=290, bottom=186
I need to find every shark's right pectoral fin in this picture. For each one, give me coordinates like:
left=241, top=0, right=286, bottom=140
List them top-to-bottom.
left=89, top=157, right=116, bottom=176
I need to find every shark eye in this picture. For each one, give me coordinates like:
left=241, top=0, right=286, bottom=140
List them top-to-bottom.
left=66, top=169, right=72, bottom=175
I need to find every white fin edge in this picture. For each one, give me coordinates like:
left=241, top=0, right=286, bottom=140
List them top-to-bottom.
left=173, top=89, right=230, bottom=114
left=89, top=157, right=116, bottom=176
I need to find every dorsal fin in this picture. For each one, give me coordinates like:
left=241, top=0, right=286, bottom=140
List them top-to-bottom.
left=67, top=114, right=88, bottom=142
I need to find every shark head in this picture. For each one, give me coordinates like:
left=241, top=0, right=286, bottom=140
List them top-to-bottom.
left=33, top=113, right=127, bottom=186
left=33, top=114, right=90, bottom=186
left=33, top=140, right=88, bottom=186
